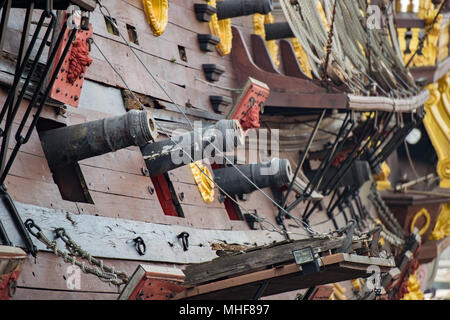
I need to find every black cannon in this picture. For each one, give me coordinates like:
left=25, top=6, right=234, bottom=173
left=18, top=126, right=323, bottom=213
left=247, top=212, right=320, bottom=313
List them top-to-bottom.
left=216, top=0, right=273, bottom=20
left=264, top=22, right=294, bottom=40
left=40, top=110, right=157, bottom=168
left=141, top=119, right=244, bottom=177
left=213, top=158, right=293, bottom=196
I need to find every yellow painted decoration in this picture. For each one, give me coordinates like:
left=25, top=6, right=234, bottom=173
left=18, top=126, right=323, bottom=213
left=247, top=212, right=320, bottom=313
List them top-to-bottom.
left=142, top=0, right=169, bottom=37
left=208, top=0, right=232, bottom=56
left=395, top=0, right=402, bottom=12
left=407, top=0, right=415, bottom=13
left=418, top=0, right=433, bottom=19
left=399, top=8, right=442, bottom=67
left=253, top=13, right=280, bottom=67
left=438, top=21, right=449, bottom=62
left=290, top=37, right=312, bottom=78
left=423, top=77, right=450, bottom=188
left=190, top=161, right=215, bottom=203
left=374, top=162, right=392, bottom=191
left=430, top=203, right=450, bottom=240
left=410, top=208, right=431, bottom=236
left=401, top=274, right=425, bottom=300
left=352, top=279, right=361, bottom=292
left=332, top=283, right=347, bottom=300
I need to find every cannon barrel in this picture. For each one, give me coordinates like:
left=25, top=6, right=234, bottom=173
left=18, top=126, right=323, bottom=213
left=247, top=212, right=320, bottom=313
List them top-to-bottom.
left=216, top=0, right=273, bottom=20
left=264, top=22, right=294, bottom=40
left=40, top=110, right=157, bottom=168
left=141, top=119, right=244, bottom=177
left=213, top=158, right=293, bottom=195
left=310, top=160, right=372, bottom=192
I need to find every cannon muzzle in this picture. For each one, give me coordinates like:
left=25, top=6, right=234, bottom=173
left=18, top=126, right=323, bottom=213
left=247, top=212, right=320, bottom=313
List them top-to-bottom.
left=216, top=0, right=273, bottom=20
left=264, top=22, right=294, bottom=40
left=40, top=110, right=157, bottom=168
left=141, top=119, right=244, bottom=176
left=213, top=158, right=293, bottom=196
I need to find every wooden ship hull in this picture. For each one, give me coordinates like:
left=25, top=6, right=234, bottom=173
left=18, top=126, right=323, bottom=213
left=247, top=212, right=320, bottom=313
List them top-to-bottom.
left=0, top=0, right=448, bottom=301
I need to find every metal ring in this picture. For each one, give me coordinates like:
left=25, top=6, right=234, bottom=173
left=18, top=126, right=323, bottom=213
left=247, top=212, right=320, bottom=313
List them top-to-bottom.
left=24, top=219, right=41, bottom=238
left=177, top=232, right=189, bottom=251
left=133, top=237, right=146, bottom=256
left=8, top=280, right=17, bottom=298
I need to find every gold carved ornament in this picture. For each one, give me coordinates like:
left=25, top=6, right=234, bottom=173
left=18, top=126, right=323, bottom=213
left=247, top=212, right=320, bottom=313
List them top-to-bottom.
left=142, top=0, right=169, bottom=37
left=208, top=0, right=232, bottom=56
left=253, top=12, right=280, bottom=67
left=423, top=76, right=450, bottom=188
left=190, top=161, right=215, bottom=204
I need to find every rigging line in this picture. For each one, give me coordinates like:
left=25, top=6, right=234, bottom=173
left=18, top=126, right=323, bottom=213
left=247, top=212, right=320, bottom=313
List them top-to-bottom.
left=322, top=0, right=336, bottom=82
left=405, top=0, right=449, bottom=68
left=95, top=1, right=326, bottom=236
left=90, top=38, right=319, bottom=239
left=194, top=77, right=243, bottom=93
left=279, top=110, right=326, bottom=211
left=285, top=112, right=353, bottom=213
left=403, top=139, right=420, bottom=180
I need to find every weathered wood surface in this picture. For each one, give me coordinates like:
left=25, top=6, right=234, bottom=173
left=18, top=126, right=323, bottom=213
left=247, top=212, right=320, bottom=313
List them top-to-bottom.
left=85, top=0, right=239, bottom=113
left=0, top=4, right=374, bottom=300
left=0, top=200, right=291, bottom=264
left=183, top=237, right=347, bottom=286
left=13, top=252, right=163, bottom=294
left=179, top=254, right=395, bottom=300
left=13, top=288, right=118, bottom=300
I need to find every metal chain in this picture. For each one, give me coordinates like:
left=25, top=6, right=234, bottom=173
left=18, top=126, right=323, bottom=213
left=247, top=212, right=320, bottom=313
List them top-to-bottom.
left=368, top=183, right=406, bottom=240
left=367, top=215, right=405, bottom=247
left=25, top=219, right=129, bottom=286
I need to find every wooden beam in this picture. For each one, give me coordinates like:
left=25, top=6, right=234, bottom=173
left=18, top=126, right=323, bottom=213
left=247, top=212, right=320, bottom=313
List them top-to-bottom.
left=10, top=0, right=97, bottom=11
left=0, top=200, right=290, bottom=264
left=418, top=236, right=450, bottom=263
left=183, top=237, right=349, bottom=286
left=176, top=254, right=395, bottom=300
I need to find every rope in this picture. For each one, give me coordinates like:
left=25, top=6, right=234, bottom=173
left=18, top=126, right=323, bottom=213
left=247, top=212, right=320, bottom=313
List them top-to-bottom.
left=322, top=0, right=338, bottom=82
left=67, top=39, right=93, bottom=84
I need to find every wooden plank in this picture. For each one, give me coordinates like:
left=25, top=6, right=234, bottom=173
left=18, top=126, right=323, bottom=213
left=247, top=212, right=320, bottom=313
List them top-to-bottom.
left=71, top=0, right=97, bottom=11
left=90, top=7, right=236, bottom=72
left=87, top=33, right=235, bottom=112
left=79, top=147, right=147, bottom=176
left=8, top=149, right=53, bottom=184
left=80, top=165, right=156, bottom=201
left=4, top=174, right=79, bottom=213
left=173, top=180, right=224, bottom=209
left=87, top=190, right=162, bottom=221
left=0, top=201, right=288, bottom=264
left=182, top=204, right=233, bottom=231
left=418, top=236, right=450, bottom=263
left=183, top=237, right=346, bottom=286
left=0, top=246, right=27, bottom=259
left=16, top=252, right=171, bottom=293
left=178, top=254, right=395, bottom=300
left=12, top=287, right=118, bottom=300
